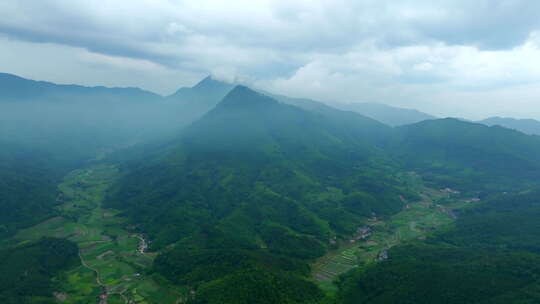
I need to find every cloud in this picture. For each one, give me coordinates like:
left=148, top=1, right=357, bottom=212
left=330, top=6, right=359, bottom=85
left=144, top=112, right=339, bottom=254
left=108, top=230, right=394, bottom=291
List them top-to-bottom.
left=1, top=0, right=540, bottom=119
left=0, top=36, right=199, bottom=94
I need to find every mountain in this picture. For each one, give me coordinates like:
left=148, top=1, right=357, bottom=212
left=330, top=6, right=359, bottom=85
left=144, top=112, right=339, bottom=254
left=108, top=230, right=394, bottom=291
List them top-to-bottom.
left=0, top=72, right=162, bottom=103
left=0, top=73, right=191, bottom=166
left=0, top=73, right=193, bottom=239
left=166, top=75, right=235, bottom=121
left=105, top=86, right=415, bottom=303
left=108, top=86, right=406, bottom=245
left=267, top=93, right=393, bottom=145
left=334, top=102, right=437, bottom=126
left=478, top=116, right=540, bottom=136
left=391, top=118, right=540, bottom=191
left=0, top=141, right=64, bottom=240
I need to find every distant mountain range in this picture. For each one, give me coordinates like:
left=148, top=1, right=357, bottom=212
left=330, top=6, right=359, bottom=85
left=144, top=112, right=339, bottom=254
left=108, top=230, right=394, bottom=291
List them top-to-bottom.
left=0, top=72, right=162, bottom=103
left=333, top=102, right=437, bottom=127
left=477, top=117, right=540, bottom=136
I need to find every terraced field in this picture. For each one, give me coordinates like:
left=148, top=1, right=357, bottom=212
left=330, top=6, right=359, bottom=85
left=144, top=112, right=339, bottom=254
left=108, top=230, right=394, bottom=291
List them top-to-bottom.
left=6, top=165, right=185, bottom=304
left=312, top=177, right=476, bottom=293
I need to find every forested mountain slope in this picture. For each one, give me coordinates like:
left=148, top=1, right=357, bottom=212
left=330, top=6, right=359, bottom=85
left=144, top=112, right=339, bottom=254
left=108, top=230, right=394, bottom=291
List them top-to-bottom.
left=0, top=74, right=231, bottom=167
left=0, top=74, right=185, bottom=239
left=166, top=75, right=234, bottom=121
left=105, top=86, right=416, bottom=303
left=268, top=93, right=393, bottom=147
left=391, top=118, right=540, bottom=191
left=0, top=142, right=64, bottom=240
left=336, top=189, right=540, bottom=304
left=0, top=238, right=79, bottom=304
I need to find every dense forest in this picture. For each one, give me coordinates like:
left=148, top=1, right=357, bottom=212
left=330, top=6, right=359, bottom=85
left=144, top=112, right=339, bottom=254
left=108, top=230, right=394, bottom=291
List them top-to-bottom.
left=391, top=118, right=540, bottom=192
left=0, top=142, right=63, bottom=240
left=335, top=190, right=540, bottom=303
left=0, top=238, right=79, bottom=304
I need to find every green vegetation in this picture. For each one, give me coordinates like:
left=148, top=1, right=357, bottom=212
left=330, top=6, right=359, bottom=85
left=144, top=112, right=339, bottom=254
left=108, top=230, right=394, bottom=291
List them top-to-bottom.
left=6, top=77, right=540, bottom=303
left=105, top=86, right=415, bottom=303
left=103, top=87, right=540, bottom=303
left=392, top=118, right=540, bottom=192
left=0, top=142, right=65, bottom=240
left=6, top=165, right=184, bottom=303
left=312, top=174, right=465, bottom=292
left=335, top=189, right=540, bottom=303
left=0, top=237, right=79, bottom=304
left=336, top=245, right=540, bottom=304
left=189, top=269, right=325, bottom=304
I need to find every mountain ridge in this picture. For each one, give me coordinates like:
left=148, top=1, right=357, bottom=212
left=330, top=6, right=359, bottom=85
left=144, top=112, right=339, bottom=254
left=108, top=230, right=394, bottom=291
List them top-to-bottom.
left=0, top=72, right=162, bottom=103
left=334, top=102, right=437, bottom=126
left=477, top=116, right=540, bottom=136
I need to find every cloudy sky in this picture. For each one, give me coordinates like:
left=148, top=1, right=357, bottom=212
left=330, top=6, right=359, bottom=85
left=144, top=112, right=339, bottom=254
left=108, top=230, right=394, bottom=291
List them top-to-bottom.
left=1, top=0, right=540, bottom=119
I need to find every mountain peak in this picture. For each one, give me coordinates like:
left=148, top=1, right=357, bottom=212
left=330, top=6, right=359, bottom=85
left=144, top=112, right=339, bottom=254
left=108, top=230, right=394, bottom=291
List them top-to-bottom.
left=168, top=75, right=234, bottom=106
left=192, top=75, right=231, bottom=91
left=218, top=85, right=279, bottom=109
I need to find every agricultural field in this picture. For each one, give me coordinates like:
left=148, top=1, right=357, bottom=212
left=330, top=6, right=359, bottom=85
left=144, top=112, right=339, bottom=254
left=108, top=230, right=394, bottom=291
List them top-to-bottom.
left=5, top=165, right=185, bottom=304
left=312, top=173, right=479, bottom=293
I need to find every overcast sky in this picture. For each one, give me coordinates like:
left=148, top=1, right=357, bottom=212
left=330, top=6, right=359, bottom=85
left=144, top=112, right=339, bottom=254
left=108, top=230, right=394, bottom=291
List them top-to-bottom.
left=1, top=0, right=540, bottom=120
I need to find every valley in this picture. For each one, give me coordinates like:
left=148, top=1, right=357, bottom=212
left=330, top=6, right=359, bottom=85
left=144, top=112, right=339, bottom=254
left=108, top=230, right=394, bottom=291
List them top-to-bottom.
left=3, top=162, right=477, bottom=303
left=4, top=165, right=184, bottom=304
left=312, top=175, right=476, bottom=293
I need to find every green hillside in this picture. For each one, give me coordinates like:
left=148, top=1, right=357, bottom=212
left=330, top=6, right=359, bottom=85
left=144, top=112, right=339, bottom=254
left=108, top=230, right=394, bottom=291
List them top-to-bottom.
left=105, top=86, right=414, bottom=303
left=392, top=118, right=540, bottom=191
left=0, top=142, right=66, bottom=240
left=335, top=189, right=540, bottom=304
left=0, top=238, right=79, bottom=304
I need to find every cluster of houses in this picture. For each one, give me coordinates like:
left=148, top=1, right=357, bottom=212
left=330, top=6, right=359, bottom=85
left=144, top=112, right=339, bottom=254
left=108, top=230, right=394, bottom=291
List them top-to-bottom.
left=440, top=188, right=461, bottom=195
left=349, top=226, right=372, bottom=244
left=377, top=249, right=389, bottom=261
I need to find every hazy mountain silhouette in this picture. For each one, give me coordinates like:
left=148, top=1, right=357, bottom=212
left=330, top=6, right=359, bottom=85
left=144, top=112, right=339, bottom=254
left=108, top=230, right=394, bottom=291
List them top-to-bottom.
left=335, top=102, right=437, bottom=126
left=478, top=116, right=540, bottom=136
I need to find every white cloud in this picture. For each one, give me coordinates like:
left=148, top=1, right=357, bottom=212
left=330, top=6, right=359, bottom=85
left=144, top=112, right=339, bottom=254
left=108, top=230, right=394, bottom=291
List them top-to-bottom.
left=1, top=0, right=540, bottom=119
left=0, top=36, right=200, bottom=94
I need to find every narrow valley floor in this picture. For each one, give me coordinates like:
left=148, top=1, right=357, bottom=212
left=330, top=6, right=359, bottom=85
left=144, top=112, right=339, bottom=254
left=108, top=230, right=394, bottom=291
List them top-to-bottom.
left=4, top=165, right=184, bottom=304
left=312, top=181, right=476, bottom=293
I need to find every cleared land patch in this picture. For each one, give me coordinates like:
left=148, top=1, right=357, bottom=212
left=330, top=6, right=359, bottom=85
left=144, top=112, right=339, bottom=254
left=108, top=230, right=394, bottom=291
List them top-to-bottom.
left=312, top=174, right=478, bottom=293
